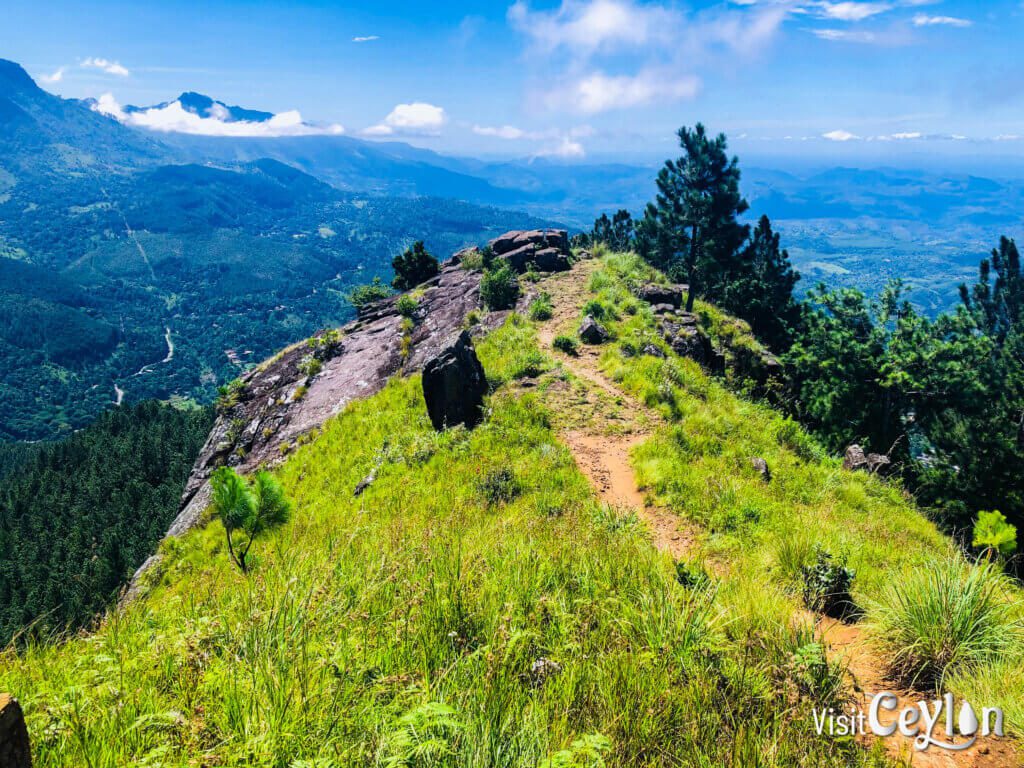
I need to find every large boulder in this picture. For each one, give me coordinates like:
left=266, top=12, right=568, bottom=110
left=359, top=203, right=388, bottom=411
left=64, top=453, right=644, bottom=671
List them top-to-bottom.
left=488, top=229, right=571, bottom=274
left=638, top=284, right=684, bottom=308
left=578, top=315, right=609, bottom=345
left=422, top=331, right=488, bottom=431
left=842, top=444, right=891, bottom=474
left=0, top=694, right=31, bottom=768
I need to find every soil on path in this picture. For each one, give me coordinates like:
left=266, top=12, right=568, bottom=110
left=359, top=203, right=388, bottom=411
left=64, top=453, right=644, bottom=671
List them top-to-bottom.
left=535, top=258, right=1018, bottom=767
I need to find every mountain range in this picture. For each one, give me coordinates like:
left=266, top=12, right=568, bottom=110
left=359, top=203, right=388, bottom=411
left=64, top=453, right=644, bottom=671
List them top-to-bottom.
left=1, top=55, right=1021, bottom=437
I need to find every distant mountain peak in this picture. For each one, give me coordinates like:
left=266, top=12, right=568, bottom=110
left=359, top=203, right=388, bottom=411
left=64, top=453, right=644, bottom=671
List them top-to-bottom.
left=0, top=59, right=40, bottom=94
left=138, top=92, right=276, bottom=124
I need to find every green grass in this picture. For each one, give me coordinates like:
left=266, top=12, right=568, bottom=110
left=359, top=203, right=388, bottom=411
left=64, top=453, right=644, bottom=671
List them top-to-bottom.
left=584, top=251, right=1024, bottom=732
left=0, top=316, right=879, bottom=767
left=867, top=557, right=1023, bottom=688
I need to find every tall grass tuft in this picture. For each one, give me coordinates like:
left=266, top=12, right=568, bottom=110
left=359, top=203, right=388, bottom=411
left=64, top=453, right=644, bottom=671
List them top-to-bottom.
left=867, top=556, right=1022, bottom=687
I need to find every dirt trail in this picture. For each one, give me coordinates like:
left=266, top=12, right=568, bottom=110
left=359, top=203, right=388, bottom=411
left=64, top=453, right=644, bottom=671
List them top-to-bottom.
left=536, top=260, right=1017, bottom=767
left=536, top=261, right=696, bottom=561
left=815, top=616, right=1018, bottom=768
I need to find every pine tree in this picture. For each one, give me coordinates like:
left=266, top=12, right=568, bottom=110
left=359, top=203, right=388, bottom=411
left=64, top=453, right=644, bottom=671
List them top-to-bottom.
left=645, top=124, right=749, bottom=311
left=721, top=215, right=800, bottom=350
left=392, top=241, right=439, bottom=291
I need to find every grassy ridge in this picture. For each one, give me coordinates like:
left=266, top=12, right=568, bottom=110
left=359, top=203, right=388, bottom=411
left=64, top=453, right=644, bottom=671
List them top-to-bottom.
left=584, top=251, right=1024, bottom=730
left=0, top=316, right=880, bottom=767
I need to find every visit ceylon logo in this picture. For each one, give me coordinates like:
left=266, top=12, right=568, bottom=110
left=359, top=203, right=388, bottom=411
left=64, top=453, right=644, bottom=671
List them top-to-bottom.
left=813, top=693, right=1004, bottom=751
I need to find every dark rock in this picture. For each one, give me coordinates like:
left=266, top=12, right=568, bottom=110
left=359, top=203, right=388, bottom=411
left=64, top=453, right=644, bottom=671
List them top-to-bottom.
left=512, top=228, right=569, bottom=253
left=489, top=232, right=521, bottom=255
left=499, top=243, right=538, bottom=272
left=533, top=247, right=571, bottom=272
left=576, top=249, right=592, bottom=260
left=638, top=284, right=683, bottom=308
left=651, top=303, right=675, bottom=315
left=578, top=315, right=609, bottom=345
left=667, top=326, right=712, bottom=364
left=422, top=331, right=488, bottom=431
left=641, top=344, right=665, bottom=358
left=843, top=444, right=891, bottom=474
left=751, top=458, right=771, bottom=482
left=0, top=694, right=31, bottom=768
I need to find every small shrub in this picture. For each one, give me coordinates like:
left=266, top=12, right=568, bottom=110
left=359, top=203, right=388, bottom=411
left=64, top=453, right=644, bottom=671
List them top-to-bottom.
left=392, top=240, right=439, bottom=291
left=459, top=248, right=485, bottom=271
left=481, top=263, right=520, bottom=310
left=523, top=264, right=542, bottom=283
left=348, top=277, right=394, bottom=308
left=528, top=292, right=554, bottom=321
left=396, top=294, right=419, bottom=319
left=582, top=299, right=608, bottom=320
left=463, top=309, right=483, bottom=328
left=553, top=335, right=578, bottom=356
left=298, top=354, right=322, bottom=377
left=216, top=379, right=246, bottom=413
left=210, top=467, right=292, bottom=573
left=478, top=468, right=521, bottom=505
left=592, top=504, right=640, bottom=533
left=973, top=510, right=1017, bottom=559
left=801, top=547, right=857, bottom=620
left=868, top=557, right=1021, bottom=686
left=675, top=561, right=710, bottom=590
left=786, top=633, right=845, bottom=708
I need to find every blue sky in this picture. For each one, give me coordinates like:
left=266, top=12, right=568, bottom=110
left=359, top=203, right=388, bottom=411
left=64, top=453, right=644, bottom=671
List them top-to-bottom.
left=2, top=0, right=1022, bottom=162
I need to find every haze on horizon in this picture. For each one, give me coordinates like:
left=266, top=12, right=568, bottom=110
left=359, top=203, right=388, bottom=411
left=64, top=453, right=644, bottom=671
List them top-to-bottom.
left=2, top=0, right=1023, bottom=170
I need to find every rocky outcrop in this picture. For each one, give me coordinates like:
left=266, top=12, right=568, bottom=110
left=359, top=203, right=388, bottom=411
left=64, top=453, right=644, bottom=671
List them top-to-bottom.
left=489, top=229, right=571, bottom=273
left=124, top=256, right=517, bottom=603
left=638, top=284, right=685, bottom=308
left=661, top=313, right=713, bottom=365
left=579, top=316, right=609, bottom=344
left=422, top=331, right=487, bottom=430
left=842, top=445, right=892, bottom=475
left=751, top=458, right=771, bottom=482
left=0, top=694, right=31, bottom=768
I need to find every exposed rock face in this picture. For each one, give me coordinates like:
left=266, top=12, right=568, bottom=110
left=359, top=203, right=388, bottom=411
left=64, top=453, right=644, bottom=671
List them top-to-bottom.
left=489, top=229, right=571, bottom=273
left=124, top=257, right=514, bottom=602
left=638, top=284, right=684, bottom=308
left=662, top=314, right=713, bottom=364
left=579, top=315, right=609, bottom=344
left=422, top=331, right=487, bottom=431
left=842, top=444, right=892, bottom=474
left=751, top=458, right=771, bottom=482
left=0, top=694, right=31, bottom=768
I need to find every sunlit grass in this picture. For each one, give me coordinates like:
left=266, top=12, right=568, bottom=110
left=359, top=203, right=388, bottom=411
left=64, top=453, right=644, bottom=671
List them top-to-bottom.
left=0, top=316, right=875, bottom=766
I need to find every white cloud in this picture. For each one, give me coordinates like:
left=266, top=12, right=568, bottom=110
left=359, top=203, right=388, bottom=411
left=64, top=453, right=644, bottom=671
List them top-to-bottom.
left=508, top=0, right=675, bottom=57
left=816, top=2, right=891, bottom=22
left=912, top=13, right=972, bottom=27
left=813, top=27, right=878, bottom=42
left=352, top=35, right=380, bottom=42
left=82, top=57, right=130, bottom=77
left=39, top=66, right=66, bottom=84
left=564, top=70, right=700, bottom=114
left=92, top=93, right=344, bottom=137
left=365, top=102, right=447, bottom=136
left=473, top=124, right=530, bottom=140
left=822, top=129, right=860, bottom=141
left=889, top=131, right=922, bottom=139
left=995, top=134, right=1021, bottom=141
left=534, top=136, right=586, bottom=158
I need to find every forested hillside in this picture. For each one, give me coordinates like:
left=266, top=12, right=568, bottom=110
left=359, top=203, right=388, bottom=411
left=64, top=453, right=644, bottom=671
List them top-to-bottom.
left=0, top=401, right=212, bottom=645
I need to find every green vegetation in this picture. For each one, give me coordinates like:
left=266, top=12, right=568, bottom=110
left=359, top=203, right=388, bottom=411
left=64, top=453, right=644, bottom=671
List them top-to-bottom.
left=391, top=240, right=440, bottom=291
left=585, top=250, right=1024, bottom=722
left=480, top=262, right=520, bottom=310
left=348, top=277, right=394, bottom=309
left=528, top=291, right=554, bottom=321
left=396, top=294, right=419, bottom=318
left=0, top=318, right=892, bottom=767
left=552, top=335, right=578, bottom=356
left=0, top=401, right=211, bottom=645
left=210, top=468, right=292, bottom=573
left=973, top=510, right=1018, bottom=559
left=800, top=548, right=856, bottom=620
left=868, top=557, right=1021, bottom=687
